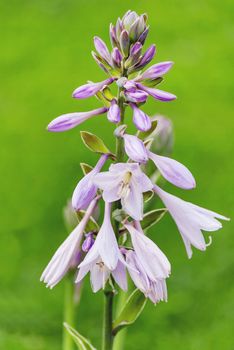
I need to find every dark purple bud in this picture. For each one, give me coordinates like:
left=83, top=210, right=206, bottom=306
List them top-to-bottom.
left=109, top=23, right=118, bottom=48
left=138, top=26, right=149, bottom=45
left=120, top=30, right=130, bottom=57
left=94, top=36, right=111, bottom=63
left=125, top=42, right=142, bottom=68
left=130, top=42, right=142, bottom=56
left=137, top=44, right=156, bottom=68
left=111, top=47, right=122, bottom=68
left=140, top=61, right=174, bottom=80
left=72, top=78, right=114, bottom=99
left=137, top=83, right=177, bottom=102
left=125, top=89, right=148, bottom=103
left=107, top=99, right=121, bottom=123
left=130, top=103, right=152, bottom=131
left=82, top=233, right=95, bottom=252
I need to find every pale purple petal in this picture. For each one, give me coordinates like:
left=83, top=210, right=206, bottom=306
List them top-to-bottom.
left=94, top=36, right=111, bottom=63
left=137, top=44, right=156, bottom=68
left=140, top=61, right=174, bottom=80
left=72, top=78, right=114, bottom=99
left=137, top=84, right=177, bottom=102
left=125, top=89, right=148, bottom=103
left=107, top=100, right=121, bottom=123
left=130, top=103, right=152, bottom=131
left=47, top=107, right=108, bottom=132
left=123, top=134, right=149, bottom=163
left=149, top=152, right=196, bottom=189
left=125, top=250, right=150, bottom=294
left=112, top=260, right=128, bottom=291
left=90, top=261, right=110, bottom=292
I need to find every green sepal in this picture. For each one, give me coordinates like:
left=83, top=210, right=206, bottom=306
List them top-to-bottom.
left=141, top=77, right=163, bottom=87
left=95, top=90, right=111, bottom=107
left=137, top=120, right=158, bottom=140
left=80, top=131, right=112, bottom=155
left=80, top=163, right=93, bottom=175
left=143, top=190, right=154, bottom=202
left=141, top=208, right=167, bottom=231
left=76, top=211, right=99, bottom=233
left=112, top=289, right=147, bottom=335
left=63, top=323, right=97, bottom=350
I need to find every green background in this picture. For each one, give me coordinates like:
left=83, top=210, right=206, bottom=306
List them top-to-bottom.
left=1, top=0, right=234, bottom=349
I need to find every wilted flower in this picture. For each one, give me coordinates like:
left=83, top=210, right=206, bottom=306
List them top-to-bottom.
left=94, top=163, right=153, bottom=220
left=154, top=185, right=229, bottom=258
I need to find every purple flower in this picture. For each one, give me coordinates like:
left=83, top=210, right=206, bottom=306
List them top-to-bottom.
left=94, top=36, right=111, bottom=64
left=136, top=44, right=156, bottom=68
left=111, top=47, right=122, bottom=68
left=139, top=61, right=174, bottom=80
left=72, top=78, right=114, bottom=99
left=137, top=83, right=177, bottom=102
left=124, top=89, right=148, bottom=103
left=107, top=99, right=121, bottom=123
left=130, top=103, right=152, bottom=132
left=47, top=107, right=108, bottom=132
left=122, top=133, right=195, bottom=189
left=72, top=154, right=108, bottom=211
left=93, top=163, right=153, bottom=220
left=154, top=185, right=229, bottom=258
left=40, top=198, right=99, bottom=288
left=76, top=203, right=127, bottom=292
left=125, top=222, right=171, bottom=280
left=82, top=233, right=95, bottom=252
left=125, top=250, right=168, bottom=304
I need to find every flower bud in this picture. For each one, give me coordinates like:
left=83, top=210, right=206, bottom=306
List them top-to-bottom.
left=122, top=11, right=138, bottom=31
left=129, top=15, right=145, bottom=42
left=109, top=23, right=118, bottom=48
left=138, top=26, right=149, bottom=45
left=119, top=30, right=130, bottom=57
left=94, top=36, right=111, bottom=64
left=125, top=42, right=142, bottom=68
left=136, top=44, right=156, bottom=68
left=111, top=47, right=122, bottom=69
left=140, top=61, right=173, bottom=80
left=72, top=78, right=114, bottom=99
left=137, top=83, right=177, bottom=102
left=125, top=89, right=148, bottom=103
left=107, top=100, right=121, bottom=124
left=130, top=103, right=152, bottom=131
left=123, top=134, right=149, bottom=163
left=82, top=233, right=95, bottom=252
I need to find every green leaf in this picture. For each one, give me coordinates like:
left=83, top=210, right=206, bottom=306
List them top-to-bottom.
left=137, top=120, right=158, bottom=140
left=80, top=131, right=111, bottom=155
left=80, top=163, right=93, bottom=175
left=143, top=190, right=154, bottom=202
left=141, top=208, right=167, bottom=231
left=76, top=211, right=99, bottom=233
left=112, top=289, right=147, bottom=335
left=63, top=323, right=97, bottom=350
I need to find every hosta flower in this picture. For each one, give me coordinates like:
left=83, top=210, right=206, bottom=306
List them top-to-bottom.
left=72, top=77, right=114, bottom=99
left=107, top=99, right=121, bottom=123
left=130, top=103, right=152, bottom=131
left=47, top=107, right=108, bottom=132
left=149, top=115, right=174, bottom=156
left=123, top=133, right=195, bottom=189
left=72, top=154, right=108, bottom=211
left=93, top=163, right=153, bottom=220
left=154, top=185, right=229, bottom=258
left=40, top=198, right=99, bottom=288
left=76, top=203, right=127, bottom=292
left=125, top=222, right=171, bottom=280
left=125, top=250, right=168, bottom=304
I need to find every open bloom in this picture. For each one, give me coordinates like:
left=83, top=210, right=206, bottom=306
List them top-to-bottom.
left=47, top=107, right=108, bottom=132
left=123, top=133, right=195, bottom=189
left=72, top=154, right=108, bottom=211
left=94, top=163, right=153, bottom=220
left=154, top=185, right=229, bottom=258
left=40, top=198, right=99, bottom=288
left=76, top=203, right=127, bottom=292
left=125, top=222, right=171, bottom=280
left=125, top=250, right=168, bottom=304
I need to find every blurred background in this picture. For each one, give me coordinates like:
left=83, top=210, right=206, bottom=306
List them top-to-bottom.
left=1, top=0, right=234, bottom=349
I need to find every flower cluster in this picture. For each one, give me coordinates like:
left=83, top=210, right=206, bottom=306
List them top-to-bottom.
left=41, top=10, right=229, bottom=307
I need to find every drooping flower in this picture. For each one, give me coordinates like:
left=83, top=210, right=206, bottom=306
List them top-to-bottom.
left=72, top=77, right=114, bottom=99
left=47, top=107, right=108, bottom=132
left=123, top=133, right=195, bottom=189
left=72, top=154, right=108, bottom=211
left=93, top=163, right=153, bottom=220
left=154, top=185, right=229, bottom=258
left=40, top=198, right=99, bottom=288
left=76, top=203, right=127, bottom=292
left=124, top=222, right=171, bottom=280
left=125, top=249, right=168, bottom=304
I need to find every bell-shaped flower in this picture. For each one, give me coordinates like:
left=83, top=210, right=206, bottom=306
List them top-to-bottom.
left=72, top=77, right=114, bottom=99
left=137, top=83, right=176, bottom=102
left=107, top=99, right=121, bottom=124
left=130, top=103, right=152, bottom=132
left=47, top=107, right=108, bottom=132
left=123, top=133, right=195, bottom=189
left=72, top=154, right=108, bottom=211
left=93, top=163, right=153, bottom=220
left=154, top=185, right=230, bottom=258
left=40, top=198, right=98, bottom=288
left=76, top=203, right=127, bottom=292
left=125, top=222, right=171, bottom=281
left=125, top=250, right=168, bottom=304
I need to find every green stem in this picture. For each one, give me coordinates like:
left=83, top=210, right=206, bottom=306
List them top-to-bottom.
left=63, top=277, right=75, bottom=350
left=102, top=289, right=114, bottom=350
